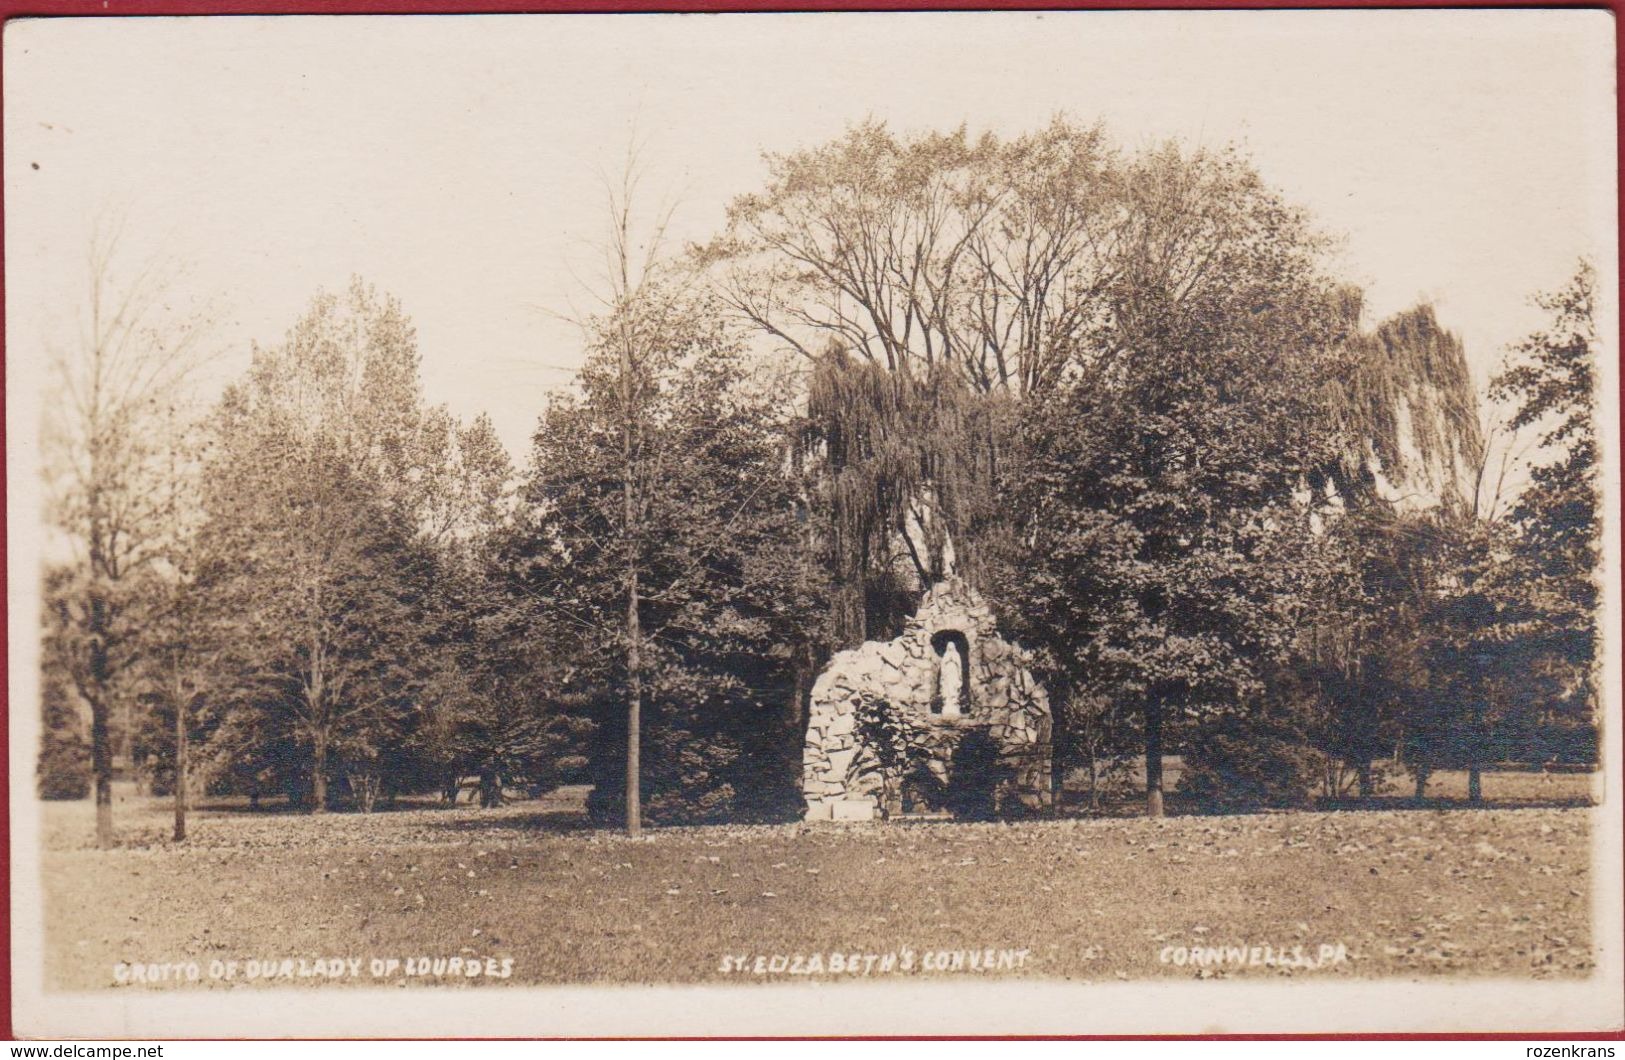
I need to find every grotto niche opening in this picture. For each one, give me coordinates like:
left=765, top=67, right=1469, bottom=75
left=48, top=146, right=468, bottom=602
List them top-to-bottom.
left=800, top=579, right=1053, bottom=822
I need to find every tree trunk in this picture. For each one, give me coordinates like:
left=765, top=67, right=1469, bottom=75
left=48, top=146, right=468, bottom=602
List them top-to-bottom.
left=621, top=305, right=643, bottom=839
left=86, top=470, right=117, bottom=849
left=626, top=585, right=642, bottom=836
left=87, top=587, right=116, bottom=848
left=790, top=641, right=814, bottom=806
left=173, top=687, right=188, bottom=843
left=91, top=692, right=114, bottom=847
left=1050, top=692, right=1072, bottom=815
left=1145, top=697, right=1165, bottom=818
left=1467, top=700, right=1485, bottom=803
left=311, top=731, right=328, bottom=814
left=1356, top=760, right=1375, bottom=798
left=1413, top=764, right=1429, bottom=802
left=355, top=771, right=379, bottom=813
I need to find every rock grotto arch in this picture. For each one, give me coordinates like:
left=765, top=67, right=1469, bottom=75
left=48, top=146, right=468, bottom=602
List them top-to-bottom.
left=801, top=579, right=1052, bottom=822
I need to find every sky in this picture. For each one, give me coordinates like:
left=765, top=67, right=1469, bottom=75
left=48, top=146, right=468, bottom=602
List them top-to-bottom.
left=5, top=9, right=1617, bottom=461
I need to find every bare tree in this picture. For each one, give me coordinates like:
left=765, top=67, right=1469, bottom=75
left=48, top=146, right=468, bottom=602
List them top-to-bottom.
left=702, top=118, right=1125, bottom=396
left=599, top=150, right=680, bottom=837
left=43, top=223, right=211, bottom=846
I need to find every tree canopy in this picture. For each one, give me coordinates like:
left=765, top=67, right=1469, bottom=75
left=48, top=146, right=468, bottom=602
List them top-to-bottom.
left=37, top=123, right=1602, bottom=832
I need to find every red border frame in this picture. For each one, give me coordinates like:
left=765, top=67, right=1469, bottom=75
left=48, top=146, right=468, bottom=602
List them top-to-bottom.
left=0, top=0, right=1610, bottom=10
left=1, top=0, right=1620, bottom=1043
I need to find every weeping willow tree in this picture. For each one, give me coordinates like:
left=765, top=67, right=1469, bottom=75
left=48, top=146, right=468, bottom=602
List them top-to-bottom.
left=716, top=119, right=1493, bottom=819
left=724, top=121, right=1300, bottom=647
left=1318, top=296, right=1485, bottom=509
left=1297, top=297, right=1487, bottom=796
left=804, top=345, right=1010, bottom=645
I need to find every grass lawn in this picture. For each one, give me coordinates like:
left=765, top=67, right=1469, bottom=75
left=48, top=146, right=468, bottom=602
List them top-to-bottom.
left=39, top=774, right=1597, bottom=990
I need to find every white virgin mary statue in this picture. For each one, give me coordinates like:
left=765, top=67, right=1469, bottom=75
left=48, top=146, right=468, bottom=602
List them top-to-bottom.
left=939, top=639, right=964, bottom=717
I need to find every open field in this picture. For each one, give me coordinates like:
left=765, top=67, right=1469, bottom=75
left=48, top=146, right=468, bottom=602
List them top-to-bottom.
left=1060, top=758, right=1599, bottom=813
left=37, top=773, right=1597, bottom=991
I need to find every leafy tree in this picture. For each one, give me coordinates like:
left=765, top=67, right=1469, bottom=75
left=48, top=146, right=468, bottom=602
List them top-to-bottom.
left=994, top=141, right=1354, bottom=816
left=1489, top=261, right=1601, bottom=723
left=1407, top=262, right=1605, bottom=796
left=198, top=281, right=481, bottom=811
left=512, top=290, right=827, bottom=826
left=1284, top=301, right=1488, bottom=799
left=1318, top=301, right=1486, bottom=507
left=802, top=348, right=1006, bottom=644
left=1296, top=506, right=1439, bottom=797
left=408, top=549, right=589, bottom=808
left=37, top=645, right=91, bottom=800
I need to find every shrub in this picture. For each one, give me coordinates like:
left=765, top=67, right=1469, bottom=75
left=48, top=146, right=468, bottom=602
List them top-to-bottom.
left=38, top=675, right=91, bottom=800
left=583, top=688, right=804, bottom=827
left=1178, top=715, right=1322, bottom=811
left=38, top=729, right=91, bottom=800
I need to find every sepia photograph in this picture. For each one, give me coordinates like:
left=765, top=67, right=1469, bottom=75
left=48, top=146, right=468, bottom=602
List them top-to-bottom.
left=6, top=7, right=1621, bottom=1038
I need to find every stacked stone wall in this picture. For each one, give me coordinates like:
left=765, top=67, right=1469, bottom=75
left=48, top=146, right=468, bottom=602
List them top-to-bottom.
left=802, top=581, right=1052, bottom=821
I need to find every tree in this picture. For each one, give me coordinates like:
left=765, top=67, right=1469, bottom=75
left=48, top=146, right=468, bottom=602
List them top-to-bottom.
left=706, top=118, right=1123, bottom=394
left=705, top=119, right=1127, bottom=641
left=994, top=140, right=1357, bottom=816
left=528, top=151, right=821, bottom=832
left=42, top=228, right=211, bottom=845
left=1404, top=261, right=1606, bottom=796
left=1489, top=261, right=1601, bottom=705
left=1390, top=264, right=1602, bottom=801
left=199, top=281, right=472, bottom=812
left=512, top=288, right=827, bottom=827
left=1281, top=300, right=1489, bottom=800
left=1317, top=301, right=1486, bottom=508
left=801, top=347, right=1006, bottom=644
left=999, top=366, right=1338, bottom=816
left=144, top=411, right=220, bottom=839
left=1296, top=506, right=1437, bottom=798
left=407, top=532, right=592, bottom=810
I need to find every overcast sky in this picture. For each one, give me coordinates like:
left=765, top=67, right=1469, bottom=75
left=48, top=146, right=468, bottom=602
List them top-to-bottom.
left=5, top=10, right=1616, bottom=460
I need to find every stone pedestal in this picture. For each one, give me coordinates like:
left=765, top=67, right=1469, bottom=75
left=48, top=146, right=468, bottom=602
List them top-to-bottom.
left=829, top=798, right=877, bottom=821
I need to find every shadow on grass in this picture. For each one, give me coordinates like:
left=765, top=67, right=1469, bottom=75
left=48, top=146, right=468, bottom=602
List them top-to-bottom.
left=183, top=785, right=1594, bottom=831
left=1051, top=792, right=1595, bottom=821
left=188, top=795, right=457, bottom=817
left=1315, top=795, right=1595, bottom=813
left=422, top=810, right=598, bottom=834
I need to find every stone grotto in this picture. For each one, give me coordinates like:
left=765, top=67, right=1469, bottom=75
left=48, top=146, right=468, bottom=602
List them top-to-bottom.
left=801, top=579, right=1053, bottom=822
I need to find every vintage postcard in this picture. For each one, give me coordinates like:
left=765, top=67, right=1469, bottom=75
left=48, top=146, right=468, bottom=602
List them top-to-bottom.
left=7, top=8, right=1621, bottom=1038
